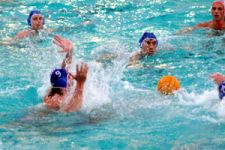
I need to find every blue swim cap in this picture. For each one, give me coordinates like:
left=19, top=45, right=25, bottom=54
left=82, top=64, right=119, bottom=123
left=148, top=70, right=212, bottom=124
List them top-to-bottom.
left=27, top=10, right=45, bottom=26
left=139, top=32, right=158, bottom=47
left=50, top=68, right=68, bottom=88
left=218, top=81, right=225, bottom=100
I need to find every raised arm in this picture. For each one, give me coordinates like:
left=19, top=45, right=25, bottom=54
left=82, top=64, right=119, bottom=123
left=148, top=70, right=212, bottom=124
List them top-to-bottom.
left=53, top=35, right=73, bottom=69
left=61, top=51, right=73, bottom=69
left=61, top=63, right=88, bottom=112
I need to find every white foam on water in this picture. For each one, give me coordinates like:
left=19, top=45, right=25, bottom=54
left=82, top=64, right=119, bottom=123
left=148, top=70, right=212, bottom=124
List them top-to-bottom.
left=82, top=61, right=111, bottom=111
left=177, top=88, right=225, bottom=123
left=177, top=88, right=218, bottom=106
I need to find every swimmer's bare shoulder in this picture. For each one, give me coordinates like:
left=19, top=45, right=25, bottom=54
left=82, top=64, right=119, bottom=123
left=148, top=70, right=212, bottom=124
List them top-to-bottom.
left=176, top=21, right=211, bottom=34
left=14, top=30, right=29, bottom=40
left=126, top=51, right=143, bottom=68
left=128, top=51, right=142, bottom=65
left=130, top=51, right=142, bottom=61
left=44, top=91, right=64, bottom=110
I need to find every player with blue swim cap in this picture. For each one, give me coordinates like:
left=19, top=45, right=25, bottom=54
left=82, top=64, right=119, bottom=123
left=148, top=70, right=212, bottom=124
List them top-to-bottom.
left=14, top=10, right=45, bottom=40
left=27, top=10, right=45, bottom=26
left=128, top=32, right=158, bottom=66
left=138, top=32, right=158, bottom=47
left=43, top=35, right=88, bottom=112
left=50, top=68, right=68, bottom=88
left=210, top=73, right=225, bottom=100
left=218, top=81, right=225, bottom=100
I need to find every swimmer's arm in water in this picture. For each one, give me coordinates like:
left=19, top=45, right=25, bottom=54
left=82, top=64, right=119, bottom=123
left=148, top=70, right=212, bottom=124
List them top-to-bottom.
left=176, top=22, right=210, bottom=34
left=13, top=28, right=52, bottom=41
left=1, top=29, right=39, bottom=46
left=15, top=29, right=53, bottom=39
left=0, top=30, right=29, bottom=46
left=52, top=35, right=74, bottom=69
left=0, top=38, right=22, bottom=47
left=127, top=51, right=169, bottom=69
left=61, top=63, right=88, bottom=112
left=210, top=73, right=225, bottom=85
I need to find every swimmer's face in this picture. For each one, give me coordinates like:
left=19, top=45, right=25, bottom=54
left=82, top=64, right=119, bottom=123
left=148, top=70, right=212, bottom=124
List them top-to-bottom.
left=211, top=3, right=224, bottom=21
left=30, top=14, right=44, bottom=30
left=141, top=38, right=157, bottom=55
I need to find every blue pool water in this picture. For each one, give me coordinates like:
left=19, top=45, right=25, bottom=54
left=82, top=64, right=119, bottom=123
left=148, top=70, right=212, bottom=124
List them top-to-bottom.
left=1, top=0, right=225, bottom=149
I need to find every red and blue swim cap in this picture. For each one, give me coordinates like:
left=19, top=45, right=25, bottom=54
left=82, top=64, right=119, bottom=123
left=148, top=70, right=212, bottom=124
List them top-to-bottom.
left=27, top=10, right=45, bottom=26
left=139, top=32, right=158, bottom=47
left=50, top=68, right=68, bottom=88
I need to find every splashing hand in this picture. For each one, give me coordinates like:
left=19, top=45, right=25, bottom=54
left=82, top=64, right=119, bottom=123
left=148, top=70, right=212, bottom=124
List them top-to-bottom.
left=53, top=35, right=73, bottom=52
left=69, top=63, right=88, bottom=83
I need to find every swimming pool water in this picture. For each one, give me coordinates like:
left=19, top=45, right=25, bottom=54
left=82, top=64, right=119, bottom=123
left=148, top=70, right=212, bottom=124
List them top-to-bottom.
left=1, top=0, right=225, bottom=149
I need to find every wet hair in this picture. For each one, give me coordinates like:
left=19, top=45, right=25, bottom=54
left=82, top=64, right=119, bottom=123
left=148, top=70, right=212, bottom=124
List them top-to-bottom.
left=48, top=88, right=63, bottom=97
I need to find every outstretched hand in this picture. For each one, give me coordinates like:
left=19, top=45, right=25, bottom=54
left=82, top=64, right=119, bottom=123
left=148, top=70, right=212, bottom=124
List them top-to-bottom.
left=53, top=35, right=73, bottom=52
left=69, top=63, right=88, bottom=83
left=210, top=73, right=225, bottom=85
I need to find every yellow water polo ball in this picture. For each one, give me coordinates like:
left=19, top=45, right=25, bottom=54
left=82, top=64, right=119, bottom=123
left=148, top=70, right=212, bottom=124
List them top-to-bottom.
left=157, top=75, right=180, bottom=95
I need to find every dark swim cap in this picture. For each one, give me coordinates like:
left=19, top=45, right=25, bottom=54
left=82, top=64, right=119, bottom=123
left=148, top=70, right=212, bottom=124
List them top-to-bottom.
left=27, top=10, right=45, bottom=26
left=139, top=32, right=158, bottom=47
left=50, top=68, right=68, bottom=88
left=218, top=81, right=225, bottom=100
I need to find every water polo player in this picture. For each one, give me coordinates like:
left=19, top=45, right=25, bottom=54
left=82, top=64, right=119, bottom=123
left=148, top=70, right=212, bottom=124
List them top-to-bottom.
left=177, top=1, right=225, bottom=34
left=15, top=10, right=45, bottom=39
left=128, top=32, right=158, bottom=66
left=43, top=35, right=88, bottom=112
left=211, top=73, right=225, bottom=100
